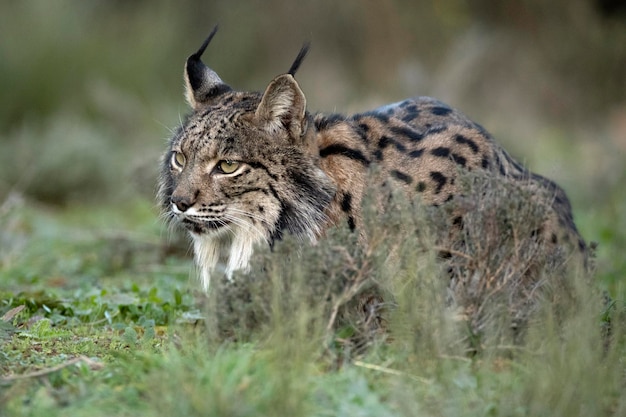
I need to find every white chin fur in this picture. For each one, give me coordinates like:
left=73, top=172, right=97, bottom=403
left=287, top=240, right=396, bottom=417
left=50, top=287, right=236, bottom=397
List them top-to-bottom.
left=191, top=226, right=267, bottom=292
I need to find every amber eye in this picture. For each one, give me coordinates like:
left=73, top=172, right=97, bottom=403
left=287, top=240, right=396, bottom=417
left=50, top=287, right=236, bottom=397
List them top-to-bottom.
left=172, top=152, right=186, bottom=169
left=217, top=160, right=240, bottom=174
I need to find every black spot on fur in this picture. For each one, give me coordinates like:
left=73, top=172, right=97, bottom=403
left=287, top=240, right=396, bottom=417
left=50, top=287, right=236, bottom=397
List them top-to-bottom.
left=401, top=105, right=420, bottom=123
left=430, top=106, right=452, bottom=116
left=315, top=113, right=345, bottom=130
left=376, top=113, right=391, bottom=123
left=402, top=114, right=417, bottom=123
left=352, top=123, right=371, bottom=144
left=390, top=126, right=423, bottom=142
left=454, top=135, right=479, bottom=153
left=378, top=136, right=406, bottom=152
left=378, top=136, right=392, bottom=149
left=319, top=145, right=370, bottom=166
left=431, top=147, right=450, bottom=158
left=431, top=147, right=467, bottom=167
left=374, top=149, right=384, bottom=161
left=409, top=149, right=424, bottom=158
left=451, top=153, right=467, bottom=167
left=494, top=154, right=506, bottom=175
left=481, top=157, right=490, bottom=169
left=391, top=170, right=413, bottom=184
left=430, top=171, right=447, bottom=194
left=416, top=181, right=426, bottom=192
left=341, top=193, right=352, bottom=213
left=258, top=205, right=265, bottom=213
left=348, top=216, right=356, bottom=232
left=551, top=233, right=558, bottom=244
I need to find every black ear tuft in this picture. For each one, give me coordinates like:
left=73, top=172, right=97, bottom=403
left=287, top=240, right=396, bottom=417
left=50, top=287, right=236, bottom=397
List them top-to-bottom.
left=184, top=25, right=232, bottom=109
left=190, top=25, right=219, bottom=61
left=186, top=26, right=218, bottom=92
left=287, top=42, right=311, bottom=76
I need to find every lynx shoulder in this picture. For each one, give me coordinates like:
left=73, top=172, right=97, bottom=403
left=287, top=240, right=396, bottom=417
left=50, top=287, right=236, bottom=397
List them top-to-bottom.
left=158, top=28, right=587, bottom=290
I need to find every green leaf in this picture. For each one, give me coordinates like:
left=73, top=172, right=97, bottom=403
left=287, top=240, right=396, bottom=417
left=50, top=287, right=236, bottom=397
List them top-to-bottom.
left=123, top=326, right=138, bottom=346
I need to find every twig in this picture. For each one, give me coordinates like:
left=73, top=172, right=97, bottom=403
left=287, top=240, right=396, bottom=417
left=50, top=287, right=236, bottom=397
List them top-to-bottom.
left=324, top=245, right=371, bottom=334
left=326, top=280, right=363, bottom=334
left=1, top=305, right=25, bottom=322
left=0, top=356, right=104, bottom=383
left=353, top=360, right=431, bottom=384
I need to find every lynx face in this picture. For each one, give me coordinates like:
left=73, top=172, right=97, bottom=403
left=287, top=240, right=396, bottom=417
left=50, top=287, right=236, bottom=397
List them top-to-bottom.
left=159, top=31, right=335, bottom=288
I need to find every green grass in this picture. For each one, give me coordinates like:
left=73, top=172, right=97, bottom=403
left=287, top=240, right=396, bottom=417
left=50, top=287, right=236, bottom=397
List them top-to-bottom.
left=1, top=187, right=625, bottom=417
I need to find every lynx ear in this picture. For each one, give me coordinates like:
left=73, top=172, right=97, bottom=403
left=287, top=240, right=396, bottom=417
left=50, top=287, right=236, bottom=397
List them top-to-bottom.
left=184, top=26, right=232, bottom=110
left=255, top=74, right=307, bottom=139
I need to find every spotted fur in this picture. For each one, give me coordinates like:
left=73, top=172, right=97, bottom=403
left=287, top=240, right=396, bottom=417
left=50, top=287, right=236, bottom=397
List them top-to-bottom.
left=158, top=29, right=587, bottom=290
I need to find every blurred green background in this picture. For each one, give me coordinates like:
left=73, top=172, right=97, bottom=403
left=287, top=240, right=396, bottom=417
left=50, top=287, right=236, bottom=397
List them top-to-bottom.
left=1, top=0, right=625, bottom=282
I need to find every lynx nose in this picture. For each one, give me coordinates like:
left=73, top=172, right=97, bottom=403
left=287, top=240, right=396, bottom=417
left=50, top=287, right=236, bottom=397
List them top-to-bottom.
left=171, top=195, right=195, bottom=212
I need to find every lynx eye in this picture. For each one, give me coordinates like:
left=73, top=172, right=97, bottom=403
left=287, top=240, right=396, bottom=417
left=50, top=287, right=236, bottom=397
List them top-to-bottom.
left=172, top=151, right=186, bottom=169
left=217, top=160, right=240, bottom=174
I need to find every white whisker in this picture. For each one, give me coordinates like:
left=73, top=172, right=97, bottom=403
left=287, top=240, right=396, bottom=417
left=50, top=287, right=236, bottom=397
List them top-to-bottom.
left=227, top=207, right=272, bottom=224
left=222, top=214, right=268, bottom=240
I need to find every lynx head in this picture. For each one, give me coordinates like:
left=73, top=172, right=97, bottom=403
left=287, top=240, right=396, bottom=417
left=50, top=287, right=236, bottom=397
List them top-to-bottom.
left=158, top=27, right=336, bottom=290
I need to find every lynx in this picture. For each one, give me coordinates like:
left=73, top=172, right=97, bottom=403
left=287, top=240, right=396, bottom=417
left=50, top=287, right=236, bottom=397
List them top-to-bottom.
left=158, top=28, right=587, bottom=291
